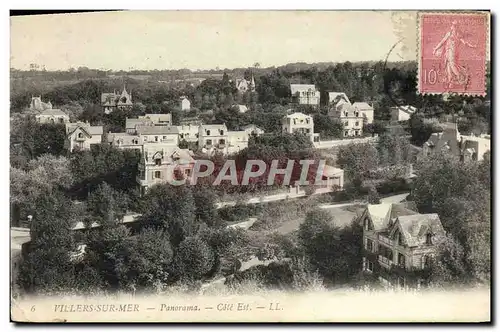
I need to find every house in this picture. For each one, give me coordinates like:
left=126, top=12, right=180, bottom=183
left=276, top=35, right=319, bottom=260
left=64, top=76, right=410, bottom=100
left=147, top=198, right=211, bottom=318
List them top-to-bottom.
left=236, top=76, right=256, bottom=93
left=290, top=84, right=320, bottom=105
left=101, top=86, right=133, bottom=114
left=29, top=96, right=52, bottom=111
left=180, top=96, right=191, bottom=111
left=352, top=102, right=374, bottom=124
left=329, top=103, right=364, bottom=137
left=234, top=104, right=248, bottom=113
left=391, top=105, right=417, bottom=122
left=35, top=109, right=70, bottom=124
left=282, top=112, right=316, bottom=143
left=125, top=114, right=172, bottom=134
left=138, top=114, right=172, bottom=126
left=125, top=117, right=154, bottom=134
left=65, top=122, right=103, bottom=152
left=177, top=124, right=200, bottom=143
left=198, top=124, right=229, bottom=154
left=242, top=124, right=265, bottom=137
left=420, top=124, right=490, bottom=162
left=136, top=125, right=179, bottom=146
left=227, top=131, right=250, bottom=154
left=107, top=132, right=143, bottom=151
left=459, top=134, right=491, bottom=162
left=136, top=143, right=195, bottom=196
left=321, top=165, right=344, bottom=190
left=360, top=202, right=446, bottom=288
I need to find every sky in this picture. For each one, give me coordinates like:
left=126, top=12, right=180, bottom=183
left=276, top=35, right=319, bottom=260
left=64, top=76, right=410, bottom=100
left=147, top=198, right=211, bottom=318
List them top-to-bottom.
left=10, top=11, right=415, bottom=71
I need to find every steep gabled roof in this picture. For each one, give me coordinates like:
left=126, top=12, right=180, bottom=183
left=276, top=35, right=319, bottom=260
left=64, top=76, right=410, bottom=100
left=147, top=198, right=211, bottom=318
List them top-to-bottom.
left=328, top=92, right=350, bottom=104
left=366, top=203, right=392, bottom=230
left=395, top=214, right=445, bottom=247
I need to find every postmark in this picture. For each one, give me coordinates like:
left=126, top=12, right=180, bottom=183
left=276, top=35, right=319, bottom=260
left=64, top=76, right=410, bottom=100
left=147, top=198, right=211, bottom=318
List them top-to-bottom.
left=417, top=11, right=489, bottom=96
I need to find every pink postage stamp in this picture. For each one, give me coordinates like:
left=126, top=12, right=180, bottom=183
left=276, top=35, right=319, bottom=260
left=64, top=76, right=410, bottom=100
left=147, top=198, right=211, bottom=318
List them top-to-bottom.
left=418, top=12, right=489, bottom=96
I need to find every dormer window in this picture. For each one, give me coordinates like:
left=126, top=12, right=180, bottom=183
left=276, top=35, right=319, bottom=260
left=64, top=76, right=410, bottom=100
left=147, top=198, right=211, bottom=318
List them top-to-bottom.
left=206, top=130, right=211, bottom=136
left=220, top=130, right=224, bottom=135
left=78, top=132, right=83, bottom=139
left=155, top=158, right=161, bottom=166
left=426, top=233, right=433, bottom=245
left=398, top=234, right=404, bottom=246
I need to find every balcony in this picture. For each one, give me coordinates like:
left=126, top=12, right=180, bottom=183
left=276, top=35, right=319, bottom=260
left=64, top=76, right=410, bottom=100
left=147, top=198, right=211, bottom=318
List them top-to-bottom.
left=378, top=234, right=394, bottom=247
left=378, top=255, right=393, bottom=269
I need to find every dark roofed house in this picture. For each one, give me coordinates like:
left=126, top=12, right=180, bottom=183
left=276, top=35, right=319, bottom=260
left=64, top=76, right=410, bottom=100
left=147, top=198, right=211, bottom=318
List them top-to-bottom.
left=101, top=86, right=133, bottom=114
left=359, top=202, right=446, bottom=288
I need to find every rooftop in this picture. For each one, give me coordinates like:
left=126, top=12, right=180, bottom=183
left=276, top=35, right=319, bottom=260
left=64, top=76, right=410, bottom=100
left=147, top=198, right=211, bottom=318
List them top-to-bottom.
left=136, top=125, right=179, bottom=135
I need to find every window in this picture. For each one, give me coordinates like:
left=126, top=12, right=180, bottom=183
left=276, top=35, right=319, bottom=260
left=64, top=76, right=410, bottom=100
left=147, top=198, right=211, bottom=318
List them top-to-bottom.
left=355, top=112, right=359, bottom=117
left=50, top=118, right=55, bottom=124
left=59, top=118, right=64, bottom=123
left=306, top=118, right=310, bottom=124
left=344, top=121, right=349, bottom=126
left=355, top=121, right=359, bottom=127
left=306, top=129, right=310, bottom=133
left=206, top=130, right=211, bottom=135
left=220, top=130, right=224, bottom=135
left=344, top=131, right=349, bottom=137
left=78, top=132, right=83, bottom=138
left=180, top=134, right=184, bottom=139
left=144, top=136, right=148, bottom=141
left=155, top=136, right=158, bottom=142
left=163, top=136, right=166, bottom=140
left=206, top=139, right=212, bottom=146
left=219, top=139, right=225, bottom=145
left=155, top=158, right=161, bottom=166
left=185, top=169, right=191, bottom=176
left=154, top=171, right=161, bottom=179
left=364, top=217, right=370, bottom=231
left=398, top=233, right=404, bottom=246
left=426, top=233, right=432, bottom=245
left=366, top=239, right=374, bottom=252
left=398, top=253, right=406, bottom=267
left=423, top=255, right=432, bottom=269
left=366, top=260, right=374, bottom=272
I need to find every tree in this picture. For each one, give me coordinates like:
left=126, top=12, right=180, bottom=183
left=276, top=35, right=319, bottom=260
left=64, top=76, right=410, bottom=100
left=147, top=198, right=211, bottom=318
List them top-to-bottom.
left=337, top=143, right=379, bottom=181
left=11, top=154, right=73, bottom=226
left=413, top=154, right=491, bottom=284
left=87, top=182, right=129, bottom=228
left=138, top=184, right=197, bottom=247
left=192, top=185, right=221, bottom=227
left=366, top=185, right=381, bottom=204
left=17, top=192, right=79, bottom=294
left=113, top=228, right=174, bottom=290
left=173, top=236, right=214, bottom=281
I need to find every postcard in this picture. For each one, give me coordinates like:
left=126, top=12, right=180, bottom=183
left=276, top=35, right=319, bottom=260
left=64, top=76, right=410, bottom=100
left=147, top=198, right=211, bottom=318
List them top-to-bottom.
left=10, top=10, right=491, bottom=323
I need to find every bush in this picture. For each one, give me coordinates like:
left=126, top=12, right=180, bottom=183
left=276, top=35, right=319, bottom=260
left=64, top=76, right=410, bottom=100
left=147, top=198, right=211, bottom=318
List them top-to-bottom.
left=375, top=178, right=411, bottom=195
left=218, top=203, right=262, bottom=222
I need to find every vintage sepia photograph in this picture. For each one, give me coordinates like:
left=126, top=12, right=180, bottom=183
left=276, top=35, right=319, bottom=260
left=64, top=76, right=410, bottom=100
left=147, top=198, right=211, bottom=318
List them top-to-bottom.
left=9, top=10, right=491, bottom=323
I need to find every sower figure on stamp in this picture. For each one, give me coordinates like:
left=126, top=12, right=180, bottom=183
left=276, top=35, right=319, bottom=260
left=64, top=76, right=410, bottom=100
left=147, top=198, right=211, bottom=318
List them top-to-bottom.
left=433, top=20, right=477, bottom=89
